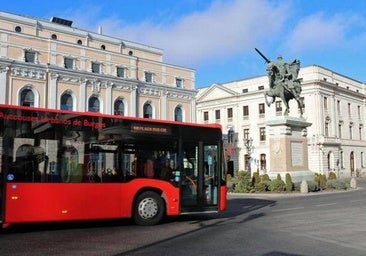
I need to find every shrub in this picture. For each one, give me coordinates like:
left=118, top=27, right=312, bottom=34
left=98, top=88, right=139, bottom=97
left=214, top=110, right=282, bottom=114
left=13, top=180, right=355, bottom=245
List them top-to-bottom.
left=233, top=171, right=254, bottom=193
left=252, top=171, right=260, bottom=186
left=328, top=171, right=337, bottom=180
left=276, top=173, right=282, bottom=181
left=285, top=173, right=293, bottom=192
left=261, top=174, right=270, bottom=182
left=314, top=174, right=327, bottom=190
left=268, top=179, right=286, bottom=192
left=326, top=179, right=347, bottom=190
left=307, top=180, right=320, bottom=192
left=255, top=181, right=268, bottom=192
left=293, top=181, right=302, bottom=192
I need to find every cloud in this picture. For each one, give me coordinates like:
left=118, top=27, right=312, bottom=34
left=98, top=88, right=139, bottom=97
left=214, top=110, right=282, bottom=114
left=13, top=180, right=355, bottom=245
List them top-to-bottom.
left=76, top=0, right=291, bottom=68
left=130, top=1, right=289, bottom=67
left=284, top=12, right=366, bottom=54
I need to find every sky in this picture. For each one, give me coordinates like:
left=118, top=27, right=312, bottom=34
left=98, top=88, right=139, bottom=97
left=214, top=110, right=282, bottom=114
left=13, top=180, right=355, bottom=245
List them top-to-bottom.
left=2, top=0, right=366, bottom=88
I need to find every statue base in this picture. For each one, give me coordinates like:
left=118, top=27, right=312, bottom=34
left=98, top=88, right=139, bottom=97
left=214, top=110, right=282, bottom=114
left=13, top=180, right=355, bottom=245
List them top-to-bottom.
left=266, top=116, right=314, bottom=182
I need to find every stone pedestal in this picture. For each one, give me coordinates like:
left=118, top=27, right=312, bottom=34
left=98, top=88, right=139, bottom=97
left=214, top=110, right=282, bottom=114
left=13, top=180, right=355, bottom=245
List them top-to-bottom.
left=266, top=116, right=313, bottom=182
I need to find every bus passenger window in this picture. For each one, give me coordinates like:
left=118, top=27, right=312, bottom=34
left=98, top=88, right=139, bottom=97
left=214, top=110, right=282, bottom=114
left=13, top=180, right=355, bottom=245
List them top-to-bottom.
left=159, top=159, right=173, bottom=180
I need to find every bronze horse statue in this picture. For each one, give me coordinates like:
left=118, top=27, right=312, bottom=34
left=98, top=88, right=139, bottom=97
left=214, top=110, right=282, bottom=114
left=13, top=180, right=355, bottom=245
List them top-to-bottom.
left=264, top=59, right=304, bottom=116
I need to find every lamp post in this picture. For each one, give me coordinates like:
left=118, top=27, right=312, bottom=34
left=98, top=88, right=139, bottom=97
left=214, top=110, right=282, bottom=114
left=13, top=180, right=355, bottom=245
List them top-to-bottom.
left=244, top=137, right=254, bottom=174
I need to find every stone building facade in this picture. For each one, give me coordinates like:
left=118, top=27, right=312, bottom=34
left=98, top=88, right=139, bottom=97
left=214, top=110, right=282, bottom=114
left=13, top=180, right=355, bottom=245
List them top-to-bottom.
left=0, top=11, right=196, bottom=121
left=197, top=65, right=366, bottom=178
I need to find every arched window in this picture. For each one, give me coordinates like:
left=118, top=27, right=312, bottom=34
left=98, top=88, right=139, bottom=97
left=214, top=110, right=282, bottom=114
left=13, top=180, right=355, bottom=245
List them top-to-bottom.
left=20, top=88, right=34, bottom=107
left=61, top=92, right=73, bottom=111
left=88, top=96, right=100, bottom=112
left=114, top=99, right=124, bottom=116
left=143, top=102, right=153, bottom=118
left=174, top=106, right=183, bottom=121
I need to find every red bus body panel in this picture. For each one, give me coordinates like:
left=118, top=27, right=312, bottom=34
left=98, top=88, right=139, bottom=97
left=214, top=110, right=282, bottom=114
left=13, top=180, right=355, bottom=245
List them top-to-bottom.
left=4, top=179, right=180, bottom=224
left=219, top=185, right=227, bottom=211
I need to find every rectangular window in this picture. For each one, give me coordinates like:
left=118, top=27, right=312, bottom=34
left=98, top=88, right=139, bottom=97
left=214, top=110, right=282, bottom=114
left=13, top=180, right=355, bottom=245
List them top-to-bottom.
left=25, top=51, right=35, bottom=63
left=64, top=57, right=74, bottom=69
left=92, top=62, right=101, bottom=73
left=117, top=67, right=126, bottom=78
left=145, top=72, right=153, bottom=83
left=176, top=78, right=183, bottom=88
left=258, top=85, right=264, bottom=90
left=242, top=88, right=248, bottom=93
left=324, top=97, right=328, bottom=110
left=337, top=100, right=341, bottom=114
left=259, top=103, right=265, bottom=115
left=348, top=103, right=351, bottom=116
left=243, top=105, right=249, bottom=118
left=358, top=106, right=361, bottom=119
left=227, top=108, right=233, bottom=121
left=215, top=110, right=220, bottom=121
left=203, top=111, right=209, bottom=122
left=325, top=122, right=329, bottom=137
left=338, top=123, right=342, bottom=138
left=349, top=125, right=353, bottom=140
left=359, top=125, right=362, bottom=140
left=259, top=127, right=266, bottom=141
left=243, top=129, right=249, bottom=140
left=340, top=151, right=344, bottom=168
left=362, top=152, right=365, bottom=168
left=244, top=154, right=249, bottom=171
left=260, top=154, right=266, bottom=170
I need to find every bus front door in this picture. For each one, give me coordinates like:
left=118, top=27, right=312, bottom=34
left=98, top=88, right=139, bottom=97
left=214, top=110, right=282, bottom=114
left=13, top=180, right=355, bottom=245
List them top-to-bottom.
left=181, top=142, right=219, bottom=212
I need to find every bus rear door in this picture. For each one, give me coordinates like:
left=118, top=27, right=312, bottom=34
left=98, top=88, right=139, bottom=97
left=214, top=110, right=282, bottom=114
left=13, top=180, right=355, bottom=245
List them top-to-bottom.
left=180, top=142, right=220, bottom=213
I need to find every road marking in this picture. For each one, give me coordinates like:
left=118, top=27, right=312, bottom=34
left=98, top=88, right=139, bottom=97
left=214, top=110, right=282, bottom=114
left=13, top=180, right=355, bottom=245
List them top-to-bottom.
left=315, top=203, right=337, bottom=207
left=271, top=207, right=304, bottom=212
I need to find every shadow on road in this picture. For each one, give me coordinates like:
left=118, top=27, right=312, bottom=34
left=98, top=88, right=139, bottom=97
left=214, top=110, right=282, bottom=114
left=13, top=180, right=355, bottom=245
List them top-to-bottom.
left=2, top=197, right=276, bottom=234
left=165, top=197, right=276, bottom=225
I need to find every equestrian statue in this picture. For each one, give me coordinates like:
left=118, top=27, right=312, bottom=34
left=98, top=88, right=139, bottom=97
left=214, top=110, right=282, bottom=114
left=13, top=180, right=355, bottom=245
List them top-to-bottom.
left=255, top=48, right=304, bottom=116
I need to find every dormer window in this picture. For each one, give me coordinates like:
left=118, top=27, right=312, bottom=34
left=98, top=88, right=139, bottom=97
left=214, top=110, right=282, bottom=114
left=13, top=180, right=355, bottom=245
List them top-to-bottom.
left=24, top=50, right=38, bottom=63
left=64, top=57, right=75, bottom=69
left=91, top=62, right=101, bottom=74
left=116, top=67, right=126, bottom=78
left=145, top=72, right=153, bottom=83
left=176, top=78, right=183, bottom=88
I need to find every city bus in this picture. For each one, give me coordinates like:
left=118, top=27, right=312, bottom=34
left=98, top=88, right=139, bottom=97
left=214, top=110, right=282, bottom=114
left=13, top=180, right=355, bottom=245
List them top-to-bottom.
left=0, top=104, right=227, bottom=228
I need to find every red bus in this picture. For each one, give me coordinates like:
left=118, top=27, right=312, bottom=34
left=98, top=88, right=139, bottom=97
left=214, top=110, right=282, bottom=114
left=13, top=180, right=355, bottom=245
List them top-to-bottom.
left=0, top=104, right=227, bottom=227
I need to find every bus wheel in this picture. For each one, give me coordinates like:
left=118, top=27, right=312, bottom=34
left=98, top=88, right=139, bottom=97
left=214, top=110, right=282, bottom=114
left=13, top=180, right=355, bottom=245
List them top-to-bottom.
left=133, top=191, right=164, bottom=226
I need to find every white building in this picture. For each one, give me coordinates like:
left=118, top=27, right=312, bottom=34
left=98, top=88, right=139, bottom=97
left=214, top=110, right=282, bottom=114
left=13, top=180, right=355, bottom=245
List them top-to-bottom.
left=196, top=65, right=366, bottom=178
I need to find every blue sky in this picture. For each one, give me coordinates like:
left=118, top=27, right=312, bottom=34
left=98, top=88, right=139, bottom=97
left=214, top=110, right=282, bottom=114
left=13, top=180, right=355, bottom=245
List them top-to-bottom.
left=2, top=0, right=366, bottom=88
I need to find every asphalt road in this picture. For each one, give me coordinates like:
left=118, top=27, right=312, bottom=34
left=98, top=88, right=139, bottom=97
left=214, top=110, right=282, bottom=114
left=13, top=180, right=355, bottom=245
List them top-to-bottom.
left=1, top=179, right=366, bottom=256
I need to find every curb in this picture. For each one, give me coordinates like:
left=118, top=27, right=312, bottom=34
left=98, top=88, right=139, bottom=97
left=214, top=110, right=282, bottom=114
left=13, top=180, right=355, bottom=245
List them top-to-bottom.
left=227, top=186, right=363, bottom=199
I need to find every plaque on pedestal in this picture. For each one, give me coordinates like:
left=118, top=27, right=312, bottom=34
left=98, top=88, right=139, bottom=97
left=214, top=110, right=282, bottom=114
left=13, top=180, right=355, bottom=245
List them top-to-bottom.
left=266, top=116, right=313, bottom=182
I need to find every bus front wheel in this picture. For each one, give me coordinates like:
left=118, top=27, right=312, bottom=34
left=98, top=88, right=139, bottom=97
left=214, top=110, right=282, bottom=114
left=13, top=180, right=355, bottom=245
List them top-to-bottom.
left=133, top=191, right=165, bottom=225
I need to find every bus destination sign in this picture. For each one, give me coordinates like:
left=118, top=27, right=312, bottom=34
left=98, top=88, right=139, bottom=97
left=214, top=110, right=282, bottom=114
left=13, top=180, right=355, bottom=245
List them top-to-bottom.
left=131, top=123, right=171, bottom=135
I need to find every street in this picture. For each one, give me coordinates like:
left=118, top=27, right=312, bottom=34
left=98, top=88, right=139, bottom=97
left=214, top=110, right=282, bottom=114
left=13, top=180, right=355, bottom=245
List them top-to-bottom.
left=1, top=179, right=366, bottom=256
